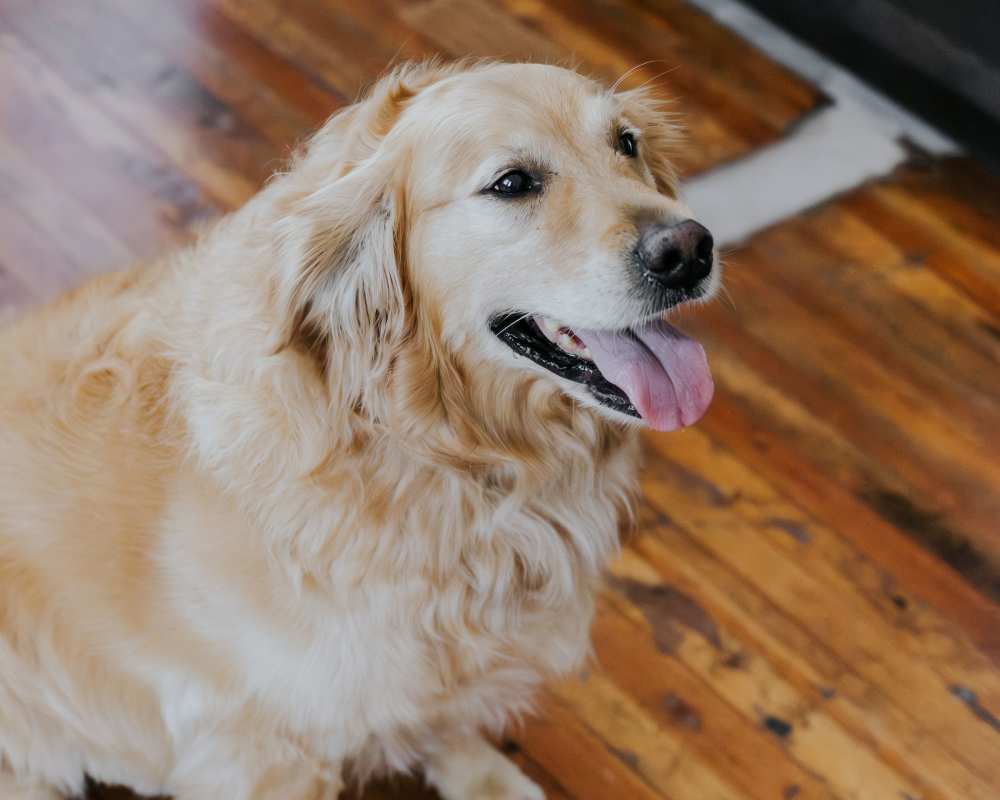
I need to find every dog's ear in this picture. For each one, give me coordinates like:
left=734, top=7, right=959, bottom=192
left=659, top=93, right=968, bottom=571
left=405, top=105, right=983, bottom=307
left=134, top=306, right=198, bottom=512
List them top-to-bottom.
left=273, top=62, right=461, bottom=411
left=276, top=159, right=407, bottom=401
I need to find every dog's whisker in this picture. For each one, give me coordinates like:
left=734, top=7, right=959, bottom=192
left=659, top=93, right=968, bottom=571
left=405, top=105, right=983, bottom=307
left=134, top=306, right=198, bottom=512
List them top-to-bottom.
left=385, top=36, right=415, bottom=71
left=609, top=59, right=667, bottom=94
left=626, top=66, right=679, bottom=95
left=717, top=266, right=747, bottom=285
left=717, top=283, right=738, bottom=313
left=495, top=312, right=533, bottom=338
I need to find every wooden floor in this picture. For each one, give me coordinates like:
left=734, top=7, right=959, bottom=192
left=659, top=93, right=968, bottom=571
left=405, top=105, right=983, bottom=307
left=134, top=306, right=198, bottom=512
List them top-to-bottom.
left=1, top=2, right=998, bottom=799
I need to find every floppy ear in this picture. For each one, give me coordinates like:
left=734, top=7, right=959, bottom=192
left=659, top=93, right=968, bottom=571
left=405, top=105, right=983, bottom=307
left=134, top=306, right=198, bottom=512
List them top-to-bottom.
left=273, top=62, right=465, bottom=413
left=275, top=156, right=408, bottom=412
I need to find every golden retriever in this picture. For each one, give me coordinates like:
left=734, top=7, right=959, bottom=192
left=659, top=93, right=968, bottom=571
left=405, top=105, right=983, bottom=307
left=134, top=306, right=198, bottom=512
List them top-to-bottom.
left=0, top=61, right=717, bottom=799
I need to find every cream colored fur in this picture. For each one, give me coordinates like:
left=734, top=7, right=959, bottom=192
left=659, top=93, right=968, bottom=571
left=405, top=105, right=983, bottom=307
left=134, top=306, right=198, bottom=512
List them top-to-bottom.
left=0, top=62, right=702, bottom=798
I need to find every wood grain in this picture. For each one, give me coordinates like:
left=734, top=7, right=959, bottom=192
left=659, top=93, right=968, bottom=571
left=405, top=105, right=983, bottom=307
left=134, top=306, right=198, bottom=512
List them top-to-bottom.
left=0, top=2, right=996, bottom=799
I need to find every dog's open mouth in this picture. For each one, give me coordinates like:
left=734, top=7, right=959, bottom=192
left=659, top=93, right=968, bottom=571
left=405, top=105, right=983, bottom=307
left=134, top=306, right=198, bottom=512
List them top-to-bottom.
left=490, top=313, right=714, bottom=432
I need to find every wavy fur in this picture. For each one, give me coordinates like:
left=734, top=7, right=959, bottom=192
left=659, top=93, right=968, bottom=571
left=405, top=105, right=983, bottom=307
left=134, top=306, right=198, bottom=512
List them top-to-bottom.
left=0, top=61, right=696, bottom=799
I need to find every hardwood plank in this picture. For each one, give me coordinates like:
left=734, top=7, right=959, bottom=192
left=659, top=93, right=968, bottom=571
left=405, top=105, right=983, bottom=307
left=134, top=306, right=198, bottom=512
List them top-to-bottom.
left=0, top=0, right=269, bottom=209
left=101, top=0, right=343, bottom=148
left=213, top=0, right=435, bottom=101
left=217, top=0, right=823, bottom=177
left=399, top=0, right=567, bottom=64
left=490, top=0, right=748, bottom=176
left=500, top=0, right=796, bottom=147
left=633, top=0, right=818, bottom=118
left=0, top=34, right=210, bottom=278
left=0, top=138, right=135, bottom=278
left=894, top=159, right=1000, bottom=258
left=666, top=160, right=1000, bottom=615
left=848, top=175, right=1000, bottom=319
left=0, top=183, right=85, bottom=303
left=799, top=204, right=999, bottom=401
left=0, top=259, right=33, bottom=312
left=694, top=260, right=1000, bottom=531
left=675, top=271, right=1000, bottom=585
left=697, top=380, right=1000, bottom=660
left=638, top=431, right=1000, bottom=787
left=616, top=517, right=997, bottom=799
left=600, top=578, right=931, bottom=800
left=587, top=599, right=840, bottom=800
left=548, top=672, right=748, bottom=799
left=514, top=694, right=669, bottom=800
left=502, top=747, right=575, bottom=800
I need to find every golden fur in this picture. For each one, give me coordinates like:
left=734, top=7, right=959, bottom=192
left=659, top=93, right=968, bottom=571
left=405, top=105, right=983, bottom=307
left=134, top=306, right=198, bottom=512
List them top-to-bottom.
left=0, top=62, right=702, bottom=799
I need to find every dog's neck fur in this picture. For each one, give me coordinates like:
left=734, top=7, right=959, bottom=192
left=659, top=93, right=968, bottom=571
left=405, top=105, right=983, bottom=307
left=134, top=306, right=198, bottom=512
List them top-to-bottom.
left=164, top=180, right=638, bottom=620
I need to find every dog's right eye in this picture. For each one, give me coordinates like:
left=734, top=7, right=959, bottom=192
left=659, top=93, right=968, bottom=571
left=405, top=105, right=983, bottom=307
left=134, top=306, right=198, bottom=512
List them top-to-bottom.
left=490, top=171, right=536, bottom=196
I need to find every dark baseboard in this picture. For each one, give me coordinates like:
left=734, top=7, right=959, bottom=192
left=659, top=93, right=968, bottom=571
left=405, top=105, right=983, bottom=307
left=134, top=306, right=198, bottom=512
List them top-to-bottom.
left=741, top=0, right=1000, bottom=173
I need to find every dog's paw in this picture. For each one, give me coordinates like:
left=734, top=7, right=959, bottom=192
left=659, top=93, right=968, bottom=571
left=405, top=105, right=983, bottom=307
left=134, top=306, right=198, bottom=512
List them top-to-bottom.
left=425, top=739, right=545, bottom=800
left=462, top=759, right=545, bottom=800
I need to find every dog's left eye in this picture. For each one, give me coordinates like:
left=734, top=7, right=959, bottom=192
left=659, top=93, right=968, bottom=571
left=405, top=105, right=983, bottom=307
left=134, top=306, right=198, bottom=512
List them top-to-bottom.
left=618, top=130, right=638, bottom=158
left=491, top=170, right=536, bottom=196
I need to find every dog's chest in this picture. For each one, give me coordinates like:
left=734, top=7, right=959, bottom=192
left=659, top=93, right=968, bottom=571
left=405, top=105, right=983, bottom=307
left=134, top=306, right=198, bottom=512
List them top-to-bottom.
left=161, top=453, right=630, bottom=759
left=185, top=556, right=594, bottom=762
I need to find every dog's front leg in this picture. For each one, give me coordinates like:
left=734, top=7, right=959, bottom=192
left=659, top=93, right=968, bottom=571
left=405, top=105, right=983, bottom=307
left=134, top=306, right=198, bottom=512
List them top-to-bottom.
left=423, top=735, right=544, bottom=800
left=168, top=738, right=343, bottom=800
left=171, top=767, right=342, bottom=800
left=0, top=768, right=62, bottom=800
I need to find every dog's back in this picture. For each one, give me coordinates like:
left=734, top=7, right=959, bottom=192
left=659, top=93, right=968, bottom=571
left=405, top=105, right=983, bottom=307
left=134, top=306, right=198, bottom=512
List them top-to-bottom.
left=0, top=265, right=181, bottom=795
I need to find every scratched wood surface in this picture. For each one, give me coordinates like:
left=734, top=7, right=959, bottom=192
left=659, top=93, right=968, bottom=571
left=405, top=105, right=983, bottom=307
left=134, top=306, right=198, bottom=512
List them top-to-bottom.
left=0, top=1, right=998, bottom=799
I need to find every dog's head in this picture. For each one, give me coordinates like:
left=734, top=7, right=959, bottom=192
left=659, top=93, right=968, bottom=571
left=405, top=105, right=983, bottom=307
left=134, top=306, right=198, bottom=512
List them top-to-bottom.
left=277, top=62, right=717, bottom=439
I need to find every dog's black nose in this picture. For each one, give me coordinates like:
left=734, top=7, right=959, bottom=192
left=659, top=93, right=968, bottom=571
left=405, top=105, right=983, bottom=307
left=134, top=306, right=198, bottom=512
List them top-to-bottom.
left=637, top=220, right=714, bottom=290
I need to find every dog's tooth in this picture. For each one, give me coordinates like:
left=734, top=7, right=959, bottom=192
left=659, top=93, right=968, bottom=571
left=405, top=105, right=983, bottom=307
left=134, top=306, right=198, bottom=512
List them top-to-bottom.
left=543, top=317, right=560, bottom=333
left=557, top=332, right=577, bottom=352
left=580, top=346, right=592, bottom=360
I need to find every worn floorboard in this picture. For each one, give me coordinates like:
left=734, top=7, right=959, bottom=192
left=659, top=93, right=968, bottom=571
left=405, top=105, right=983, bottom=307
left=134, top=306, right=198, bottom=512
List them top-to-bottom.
left=0, top=2, right=996, bottom=799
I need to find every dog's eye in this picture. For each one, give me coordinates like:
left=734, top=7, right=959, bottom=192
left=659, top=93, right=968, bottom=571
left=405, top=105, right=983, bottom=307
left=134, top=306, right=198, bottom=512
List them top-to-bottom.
left=618, top=130, right=638, bottom=158
left=491, top=170, right=535, bottom=196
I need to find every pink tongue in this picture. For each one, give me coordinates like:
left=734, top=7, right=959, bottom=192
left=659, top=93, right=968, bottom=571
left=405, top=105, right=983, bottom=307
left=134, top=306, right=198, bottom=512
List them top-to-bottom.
left=574, top=320, right=714, bottom=432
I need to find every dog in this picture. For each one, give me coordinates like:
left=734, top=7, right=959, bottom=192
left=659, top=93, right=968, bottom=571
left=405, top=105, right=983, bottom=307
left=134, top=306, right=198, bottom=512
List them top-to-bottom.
left=0, top=61, right=717, bottom=799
